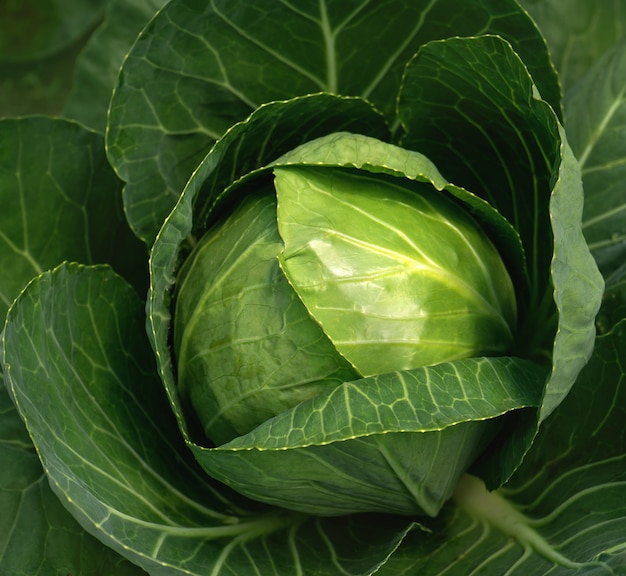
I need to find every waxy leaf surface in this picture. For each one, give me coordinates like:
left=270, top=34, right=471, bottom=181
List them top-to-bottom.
left=106, top=0, right=559, bottom=243
left=397, top=35, right=603, bottom=488
left=149, top=94, right=389, bottom=440
left=275, top=165, right=516, bottom=376
left=2, top=263, right=421, bottom=576
left=377, top=320, right=626, bottom=575
left=196, top=357, right=544, bottom=516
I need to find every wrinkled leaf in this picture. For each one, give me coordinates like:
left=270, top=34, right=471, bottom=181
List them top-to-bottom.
left=107, top=0, right=559, bottom=243
left=398, top=36, right=603, bottom=488
left=149, top=94, right=389, bottom=440
left=164, top=124, right=545, bottom=518
left=544, top=124, right=605, bottom=420
left=174, top=191, right=359, bottom=445
left=2, top=262, right=421, bottom=576
left=596, top=264, right=626, bottom=336
left=379, top=320, right=626, bottom=575
left=196, top=357, right=545, bottom=517
left=0, top=386, right=145, bottom=576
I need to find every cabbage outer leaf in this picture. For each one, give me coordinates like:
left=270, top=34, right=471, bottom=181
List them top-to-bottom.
left=106, top=0, right=560, bottom=244
left=397, top=35, right=604, bottom=487
left=3, top=263, right=417, bottom=575
left=377, top=320, right=626, bottom=574
left=197, top=357, right=544, bottom=517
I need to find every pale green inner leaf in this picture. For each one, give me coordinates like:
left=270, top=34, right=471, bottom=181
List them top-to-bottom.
left=276, top=165, right=517, bottom=376
left=175, top=191, right=357, bottom=445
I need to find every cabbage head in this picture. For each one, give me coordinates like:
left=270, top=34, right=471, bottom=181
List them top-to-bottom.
left=1, top=3, right=611, bottom=574
left=146, top=69, right=600, bottom=515
left=174, top=163, right=518, bottom=445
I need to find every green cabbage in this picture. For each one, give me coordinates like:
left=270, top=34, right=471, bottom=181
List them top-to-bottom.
left=2, top=1, right=621, bottom=574
left=175, top=165, right=517, bottom=447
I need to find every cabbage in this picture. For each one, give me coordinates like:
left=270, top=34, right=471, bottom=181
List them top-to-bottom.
left=3, top=2, right=623, bottom=575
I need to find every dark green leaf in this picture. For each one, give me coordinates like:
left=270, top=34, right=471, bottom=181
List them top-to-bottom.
left=0, top=0, right=104, bottom=62
left=63, top=0, right=167, bottom=132
left=106, top=0, right=559, bottom=244
left=520, top=0, right=626, bottom=92
left=397, top=35, right=603, bottom=395
left=398, top=35, right=603, bottom=487
left=398, top=35, right=559, bottom=325
left=565, top=36, right=626, bottom=286
left=0, top=116, right=147, bottom=318
left=0, top=116, right=150, bottom=574
left=476, top=123, right=604, bottom=488
left=2, top=262, right=421, bottom=575
left=596, top=264, right=626, bottom=335
left=377, top=320, right=626, bottom=575
left=228, top=356, right=545, bottom=445
left=194, top=357, right=545, bottom=517
left=0, top=386, right=147, bottom=576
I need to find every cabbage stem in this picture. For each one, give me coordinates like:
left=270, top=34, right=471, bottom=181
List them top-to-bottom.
left=452, top=474, right=594, bottom=570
